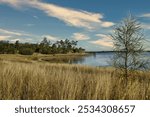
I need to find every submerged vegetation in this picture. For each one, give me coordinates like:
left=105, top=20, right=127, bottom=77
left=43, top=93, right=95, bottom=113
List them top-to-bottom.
left=0, top=59, right=150, bottom=100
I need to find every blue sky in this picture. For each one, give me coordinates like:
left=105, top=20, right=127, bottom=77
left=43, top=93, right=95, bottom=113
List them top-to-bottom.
left=0, top=0, right=150, bottom=51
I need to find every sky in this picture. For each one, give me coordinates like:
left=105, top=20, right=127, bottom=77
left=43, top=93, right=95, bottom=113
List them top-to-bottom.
left=0, top=0, right=150, bottom=51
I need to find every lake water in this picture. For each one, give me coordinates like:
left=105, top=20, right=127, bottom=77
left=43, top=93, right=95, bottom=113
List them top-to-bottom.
left=71, top=52, right=150, bottom=67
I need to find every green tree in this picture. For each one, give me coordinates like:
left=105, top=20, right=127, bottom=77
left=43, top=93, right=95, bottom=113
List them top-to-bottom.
left=39, top=37, right=51, bottom=54
left=40, top=37, right=51, bottom=46
left=51, top=43, right=57, bottom=54
left=19, top=48, right=34, bottom=55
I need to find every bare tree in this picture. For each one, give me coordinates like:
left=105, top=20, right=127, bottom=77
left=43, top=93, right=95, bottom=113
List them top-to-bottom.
left=111, top=15, right=147, bottom=82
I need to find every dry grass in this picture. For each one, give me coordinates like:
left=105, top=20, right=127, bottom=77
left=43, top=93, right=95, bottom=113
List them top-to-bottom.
left=0, top=53, right=89, bottom=63
left=0, top=59, right=150, bottom=100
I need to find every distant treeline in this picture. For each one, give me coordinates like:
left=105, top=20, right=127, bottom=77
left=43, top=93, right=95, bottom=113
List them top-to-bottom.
left=0, top=38, right=85, bottom=55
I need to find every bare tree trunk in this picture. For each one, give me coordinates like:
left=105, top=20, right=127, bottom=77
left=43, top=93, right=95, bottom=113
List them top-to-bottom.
left=125, top=51, right=128, bottom=86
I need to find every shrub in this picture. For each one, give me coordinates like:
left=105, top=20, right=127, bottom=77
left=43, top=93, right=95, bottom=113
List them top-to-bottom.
left=40, top=47, right=51, bottom=54
left=19, top=48, right=34, bottom=55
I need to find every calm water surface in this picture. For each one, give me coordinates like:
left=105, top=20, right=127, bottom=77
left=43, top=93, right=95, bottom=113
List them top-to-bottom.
left=71, top=52, right=150, bottom=67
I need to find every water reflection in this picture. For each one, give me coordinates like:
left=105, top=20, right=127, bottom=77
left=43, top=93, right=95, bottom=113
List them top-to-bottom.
left=42, top=52, right=150, bottom=67
left=71, top=52, right=150, bottom=67
left=72, top=52, right=114, bottom=67
left=70, top=57, right=85, bottom=64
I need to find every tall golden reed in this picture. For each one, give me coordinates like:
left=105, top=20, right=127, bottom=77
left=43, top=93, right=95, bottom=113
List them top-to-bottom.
left=0, top=61, right=150, bottom=100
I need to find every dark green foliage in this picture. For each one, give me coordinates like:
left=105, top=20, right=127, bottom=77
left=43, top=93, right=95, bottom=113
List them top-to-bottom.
left=0, top=37, right=85, bottom=55
left=54, top=39, right=78, bottom=54
left=0, top=41, right=16, bottom=54
left=51, top=44, right=57, bottom=54
left=39, top=47, right=51, bottom=54
left=72, top=47, right=85, bottom=53
left=19, top=48, right=34, bottom=55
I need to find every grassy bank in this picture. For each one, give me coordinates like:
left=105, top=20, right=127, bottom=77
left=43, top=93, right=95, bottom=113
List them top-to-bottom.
left=0, top=53, right=89, bottom=63
left=0, top=59, right=150, bottom=100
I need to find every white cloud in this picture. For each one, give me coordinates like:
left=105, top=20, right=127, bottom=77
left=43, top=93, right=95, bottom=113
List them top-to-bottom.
left=0, top=0, right=114, bottom=29
left=0, top=0, right=28, bottom=9
left=0, top=0, right=19, bottom=6
left=31, top=2, right=103, bottom=29
left=137, top=12, right=150, bottom=30
left=140, top=13, right=150, bottom=18
left=33, top=15, right=39, bottom=19
left=101, top=22, right=115, bottom=28
left=141, top=23, right=150, bottom=30
left=26, top=24, right=35, bottom=27
left=0, top=28, right=22, bottom=36
left=0, top=28, right=40, bottom=42
left=0, top=28, right=35, bottom=38
left=72, top=33, right=89, bottom=40
left=89, top=34, right=113, bottom=47
left=96, top=34, right=109, bottom=38
left=0, top=35, right=11, bottom=40
left=42, top=35, right=59, bottom=41
left=9, top=38, right=20, bottom=43
left=9, top=38, right=35, bottom=43
left=90, top=39, right=113, bottom=47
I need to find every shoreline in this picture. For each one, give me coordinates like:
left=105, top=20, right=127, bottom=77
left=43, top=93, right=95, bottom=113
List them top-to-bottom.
left=0, top=53, right=90, bottom=64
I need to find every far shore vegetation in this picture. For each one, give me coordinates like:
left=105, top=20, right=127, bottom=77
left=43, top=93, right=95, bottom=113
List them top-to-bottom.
left=0, top=38, right=85, bottom=55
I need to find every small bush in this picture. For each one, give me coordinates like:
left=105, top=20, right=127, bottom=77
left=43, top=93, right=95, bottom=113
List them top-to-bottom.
left=40, top=47, right=51, bottom=54
left=19, top=48, right=34, bottom=55
left=31, top=56, right=38, bottom=60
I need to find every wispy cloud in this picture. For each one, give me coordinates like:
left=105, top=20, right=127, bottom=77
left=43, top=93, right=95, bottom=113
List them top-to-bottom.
left=0, top=0, right=114, bottom=29
left=0, top=0, right=22, bottom=8
left=31, top=2, right=114, bottom=29
left=137, top=13, right=150, bottom=30
left=139, top=13, right=150, bottom=18
left=33, top=15, right=39, bottom=19
left=101, top=22, right=114, bottom=28
left=141, top=23, right=150, bottom=30
left=26, top=24, right=35, bottom=27
left=0, top=28, right=23, bottom=36
left=0, top=28, right=39, bottom=42
left=72, top=33, right=89, bottom=40
left=89, top=34, right=113, bottom=47
left=0, top=35, right=11, bottom=40
left=42, top=35, right=60, bottom=41
left=9, top=38, right=20, bottom=43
